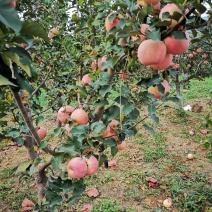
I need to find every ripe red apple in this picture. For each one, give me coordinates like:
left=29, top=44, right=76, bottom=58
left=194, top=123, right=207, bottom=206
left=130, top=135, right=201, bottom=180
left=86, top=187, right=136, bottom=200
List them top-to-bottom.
left=9, top=0, right=16, bottom=8
left=143, top=0, right=160, bottom=6
left=159, top=3, right=182, bottom=28
left=105, top=13, right=120, bottom=32
left=139, top=24, right=151, bottom=41
left=48, top=28, right=60, bottom=39
left=164, top=31, right=190, bottom=55
left=137, top=40, right=167, bottom=65
left=196, top=48, right=202, bottom=53
left=188, top=53, right=193, bottom=58
left=149, top=54, right=173, bottom=70
left=202, top=54, right=207, bottom=59
left=203, top=60, right=208, bottom=65
left=119, top=73, right=129, bottom=79
left=82, top=74, right=92, bottom=88
left=148, top=80, right=170, bottom=99
left=131, top=87, right=137, bottom=92
left=57, top=105, right=74, bottom=123
left=71, top=108, right=89, bottom=125
left=109, top=119, right=119, bottom=130
left=102, top=126, right=115, bottom=138
left=37, top=127, right=47, bottom=140
left=117, top=141, right=127, bottom=150
left=84, top=155, right=99, bottom=176
left=67, top=157, right=87, bottom=179
left=163, top=198, right=172, bottom=208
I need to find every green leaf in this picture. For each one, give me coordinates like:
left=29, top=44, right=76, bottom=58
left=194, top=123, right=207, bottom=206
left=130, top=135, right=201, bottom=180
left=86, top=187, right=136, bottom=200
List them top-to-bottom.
left=0, top=2, right=21, bottom=33
left=194, top=3, right=207, bottom=14
left=20, top=20, right=49, bottom=43
left=145, top=29, right=161, bottom=41
left=172, top=31, right=187, bottom=40
left=4, top=51, right=31, bottom=76
left=0, top=75, right=17, bottom=86
left=100, top=85, right=112, bottom=97
left=115, top=96, right=128, bottom=105
left=123, top=102, right=135, bottom=115
left=148, top=105, right=156, bottom=114
left=129, top=108, right=140, bottom=121
left=149, top=113, right=159, bottom=124
left=36, top=116, right=44, bottom=126
left=91, top=122, right=106, bottom=133
left=143, top=124, right=155, bottom=134
left=70, top=125, right=89, bottom=135
left=51, top=128, right=62, bottom=138
left=104, top=139, right=117, bottom=147
left=38, top=141, right=48, bottom=149
left=57, top=143, right=78, bottom=156
left=111, top=146, right=118, bottom=157
left=51, top=157, right=60, bottom=171
left=15, top=161, right=31, bottom=175
left=49, top=194, right=63, bottom=207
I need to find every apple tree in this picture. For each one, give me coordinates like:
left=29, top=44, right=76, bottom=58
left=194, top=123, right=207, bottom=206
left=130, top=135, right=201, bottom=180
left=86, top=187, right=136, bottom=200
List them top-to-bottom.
left=0, top=0, right=211, bottom=210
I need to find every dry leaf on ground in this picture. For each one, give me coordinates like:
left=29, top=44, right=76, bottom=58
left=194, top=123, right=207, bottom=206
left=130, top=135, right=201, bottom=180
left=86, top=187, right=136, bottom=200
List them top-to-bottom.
left=85, top=187, right=99, bottom=197
left=81, top=203, right=94, bottom=212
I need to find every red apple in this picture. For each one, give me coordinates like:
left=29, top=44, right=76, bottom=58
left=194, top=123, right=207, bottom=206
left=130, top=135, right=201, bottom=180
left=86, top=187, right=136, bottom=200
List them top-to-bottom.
left=9, top=0, right=16, bottom=8
left=48, top=28, right=60, bottom=39
left=137, top=40, right=167, bottom=65
left=57, top=105, right=74, bottom=123
left=71, top=108, right=89, bottom=125
left=37, top=127, right=47, bottom=140
left=117, top=141, right=127, bottom=150
left=84, top=155, right=99, bottom=176
left=67, top=157, right=87, bottom=179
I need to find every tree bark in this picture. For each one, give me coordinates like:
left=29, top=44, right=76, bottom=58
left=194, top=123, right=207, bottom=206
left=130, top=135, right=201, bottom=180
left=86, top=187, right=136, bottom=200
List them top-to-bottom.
left=9, top=86, right=55, bottom=155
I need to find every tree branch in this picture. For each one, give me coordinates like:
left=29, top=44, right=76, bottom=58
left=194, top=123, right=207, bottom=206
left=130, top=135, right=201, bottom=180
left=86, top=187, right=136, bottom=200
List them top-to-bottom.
left=9, top=87, right=55, bottom=155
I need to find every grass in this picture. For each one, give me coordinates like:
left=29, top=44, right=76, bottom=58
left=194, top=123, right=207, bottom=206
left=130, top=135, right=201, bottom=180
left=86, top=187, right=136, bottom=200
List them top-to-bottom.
left=182, top=77, right=212, bottom=100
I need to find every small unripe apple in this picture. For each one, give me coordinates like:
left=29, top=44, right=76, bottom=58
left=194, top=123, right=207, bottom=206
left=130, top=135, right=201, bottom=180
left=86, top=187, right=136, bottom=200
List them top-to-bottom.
left=203, top=60, right=208, bottom=65
left=71, top=108, right=89, bottom=125
left=37, top=127, right=47, bottom=140
left=117, top=141, right=127, bottom=150
left=187, top=153, right=194, bottom=160
left=84, top=155, right=99, bottom=176
left=67, top=157, right=87, bottom=179
left=163, top=198, right=172, bottom=208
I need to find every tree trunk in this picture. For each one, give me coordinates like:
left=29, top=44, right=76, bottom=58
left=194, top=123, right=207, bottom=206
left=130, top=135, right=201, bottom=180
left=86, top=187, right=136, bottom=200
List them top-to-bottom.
left=175, top=74, right=183, bottom=110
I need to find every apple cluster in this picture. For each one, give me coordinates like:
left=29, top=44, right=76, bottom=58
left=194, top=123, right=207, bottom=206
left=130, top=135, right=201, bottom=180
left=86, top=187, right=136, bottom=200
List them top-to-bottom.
left=104, top=1, right=191, bottom=99
left=67, top=155, right=99, bottom=179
